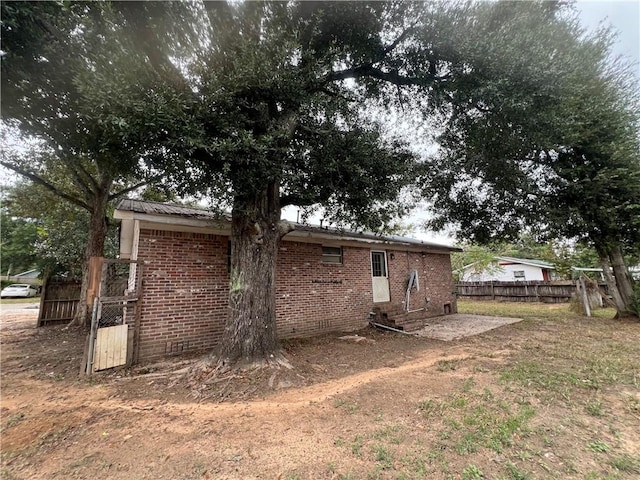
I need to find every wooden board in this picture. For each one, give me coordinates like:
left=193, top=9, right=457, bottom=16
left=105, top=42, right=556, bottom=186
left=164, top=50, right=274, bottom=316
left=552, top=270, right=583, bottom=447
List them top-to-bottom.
left=93, top=324, right=128, bottom=372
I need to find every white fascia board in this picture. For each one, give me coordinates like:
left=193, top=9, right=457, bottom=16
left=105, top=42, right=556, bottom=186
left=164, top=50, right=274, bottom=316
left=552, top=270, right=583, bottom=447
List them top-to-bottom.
left=113, top=209, right=452, bottom=254
left=114, top=210, right=230, bottom=235
left=495, top=256, right=555, bottom=270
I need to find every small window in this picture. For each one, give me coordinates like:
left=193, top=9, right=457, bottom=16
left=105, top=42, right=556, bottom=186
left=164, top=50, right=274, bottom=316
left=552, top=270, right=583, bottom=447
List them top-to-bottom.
left=322, top=246, right=343, bottom=264
left=513, top=270, right=526, bottom=280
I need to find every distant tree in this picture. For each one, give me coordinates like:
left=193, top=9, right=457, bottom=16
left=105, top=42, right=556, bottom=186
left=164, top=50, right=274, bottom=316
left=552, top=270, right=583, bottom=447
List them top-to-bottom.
left=0, top=2, right=170, bottom=325
left=422, top=2, right=640, bottom=316
left=3, top=181, right=119, bottom=279
left=0, top=204, right=38, bottom=276
left=452, top=244, right=504, bottom=281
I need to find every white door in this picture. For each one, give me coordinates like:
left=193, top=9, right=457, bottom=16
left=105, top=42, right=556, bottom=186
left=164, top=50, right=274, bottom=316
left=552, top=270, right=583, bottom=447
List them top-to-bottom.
left=371, top=251, right=391, bottom=302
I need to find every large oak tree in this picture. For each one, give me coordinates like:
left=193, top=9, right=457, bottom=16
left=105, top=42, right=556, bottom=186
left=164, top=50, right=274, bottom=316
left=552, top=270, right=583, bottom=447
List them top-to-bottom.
left=6, top=1, right=635, bottom=368
left=1, top=2, right=175, bottom=324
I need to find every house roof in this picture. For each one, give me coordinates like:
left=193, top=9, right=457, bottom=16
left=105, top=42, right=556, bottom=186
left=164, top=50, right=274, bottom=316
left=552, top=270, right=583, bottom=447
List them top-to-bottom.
left=115, top=199, right=461, bottom=253
left=116, top=199, right=231, bottom=221
left=460, top=256, right=555, bottom=272
left=494, top=256, right=555, bottom=269
left=13, top=269, right=40, bottom=278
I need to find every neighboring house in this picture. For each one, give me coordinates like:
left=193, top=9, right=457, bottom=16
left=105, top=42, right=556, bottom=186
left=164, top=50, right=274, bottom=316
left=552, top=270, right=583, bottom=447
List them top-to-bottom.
left=114, top=199, right=461, bottom=361
left=461, top=256, right=556, bottom=282
left=1, top=269, right=41, bottom=285
left=14, top=269, right=40, bottom=280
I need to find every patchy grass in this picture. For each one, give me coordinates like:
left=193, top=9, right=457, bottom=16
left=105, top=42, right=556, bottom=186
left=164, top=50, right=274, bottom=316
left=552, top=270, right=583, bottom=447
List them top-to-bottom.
left=0, top=297, right=40, bottom=305
left=458, top=299, right=617, bottom=320
left=2, top=300, right=638, bottom=480
left=330, top=301, right=639, bottom=479
left=609, top=454, right=640, bottom=474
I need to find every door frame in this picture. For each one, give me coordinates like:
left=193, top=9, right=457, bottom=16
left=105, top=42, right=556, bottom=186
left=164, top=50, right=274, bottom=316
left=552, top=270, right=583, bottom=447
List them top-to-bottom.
left=371, top=250, right=391, bottom=303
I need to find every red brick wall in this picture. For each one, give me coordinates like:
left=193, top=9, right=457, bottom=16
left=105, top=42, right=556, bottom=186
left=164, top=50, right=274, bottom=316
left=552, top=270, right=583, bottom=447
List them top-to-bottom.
left=136, top=228, right=457, bottom=361
left=137, top=230, right=228, bottom=360
left=275, top=242, right=373, bottom=338
left=387, top=250, right=457, bottom=316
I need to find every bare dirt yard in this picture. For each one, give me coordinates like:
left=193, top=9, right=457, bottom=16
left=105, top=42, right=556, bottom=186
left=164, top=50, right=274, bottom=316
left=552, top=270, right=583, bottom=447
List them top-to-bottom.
left=1, top=301, right=639, bottom=480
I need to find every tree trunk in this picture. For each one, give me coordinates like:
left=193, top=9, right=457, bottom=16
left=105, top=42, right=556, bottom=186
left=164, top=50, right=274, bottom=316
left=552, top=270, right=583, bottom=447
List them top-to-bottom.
left=218, top=182, right=293, bottom=367
left=69, top=185, right=110, bottom=328
left=609, top=244, right=634, bottom=307
left=597, top=250, right=629, bottom=316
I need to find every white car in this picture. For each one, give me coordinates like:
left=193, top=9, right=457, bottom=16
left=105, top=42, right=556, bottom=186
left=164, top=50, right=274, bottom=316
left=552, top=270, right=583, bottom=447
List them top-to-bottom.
left=1, top=284, right=39, bottom=299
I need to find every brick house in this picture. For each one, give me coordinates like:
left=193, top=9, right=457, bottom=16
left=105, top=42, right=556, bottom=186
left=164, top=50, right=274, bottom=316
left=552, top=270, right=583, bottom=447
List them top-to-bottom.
left=114, top=199, right=461, bottom=361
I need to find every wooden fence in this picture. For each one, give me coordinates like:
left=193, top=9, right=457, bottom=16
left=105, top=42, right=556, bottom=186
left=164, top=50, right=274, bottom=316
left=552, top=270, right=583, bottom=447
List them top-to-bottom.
left=37, top=278, right=81, bottom=326
left=455, top=280, right=585, bottom=303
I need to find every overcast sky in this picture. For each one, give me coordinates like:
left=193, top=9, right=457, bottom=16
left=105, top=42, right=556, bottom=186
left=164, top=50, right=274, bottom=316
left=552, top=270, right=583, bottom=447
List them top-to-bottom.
left=404, top=0, right=640, bottom=245
left=576, top=0, right=640, bottom=76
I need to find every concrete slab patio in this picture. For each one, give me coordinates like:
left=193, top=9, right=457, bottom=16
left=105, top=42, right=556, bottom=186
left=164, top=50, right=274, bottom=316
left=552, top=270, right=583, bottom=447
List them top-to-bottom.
left=413, top=313, right=523, bottom=341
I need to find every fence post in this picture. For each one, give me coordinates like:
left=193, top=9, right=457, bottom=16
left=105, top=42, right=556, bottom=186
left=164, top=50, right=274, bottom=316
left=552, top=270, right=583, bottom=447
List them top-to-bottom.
left=86, top=256, right=104, bottom=308
left=36, top=275, right=48, bottom=327
left=491, top=281, right=495, bottom=300
left=84, top=297, right=100, bottom=375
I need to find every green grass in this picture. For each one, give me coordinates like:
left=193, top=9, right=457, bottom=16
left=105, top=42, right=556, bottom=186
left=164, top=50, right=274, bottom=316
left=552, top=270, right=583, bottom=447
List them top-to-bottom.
left=0, top=297, right=40, bottom=305
left=457, top=299, right=616, bottom=320
left=436, top=359, right=463, bottom=372
left=586, top=398, right=603, bottom=416
left=587, top=440, right=611, bottom=454
left=608, top=454, right=640, bottom=474
left=462, top=464, right=484, bottom=480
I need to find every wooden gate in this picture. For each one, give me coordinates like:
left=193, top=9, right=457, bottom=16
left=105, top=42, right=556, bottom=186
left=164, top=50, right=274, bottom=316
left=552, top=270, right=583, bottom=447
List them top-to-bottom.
left=83, top=259, right=142, bottom=374
left=37, top=278, right=81, bottom=326
left=93, top=325, right=129, bottom=371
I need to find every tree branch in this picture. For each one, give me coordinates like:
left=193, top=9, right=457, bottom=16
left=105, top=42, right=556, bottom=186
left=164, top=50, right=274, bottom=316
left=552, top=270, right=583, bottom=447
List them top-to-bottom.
left=379, top=23, right=418, bottom=58
left=324, top=64, right=448, bottom=87
left=0, top=160, right=91, bottom=211
left=74, top=160, right=100, bottom=190
left=66, top=161, right=97, bottom=200
left=108, top=180, right=151, bottom=201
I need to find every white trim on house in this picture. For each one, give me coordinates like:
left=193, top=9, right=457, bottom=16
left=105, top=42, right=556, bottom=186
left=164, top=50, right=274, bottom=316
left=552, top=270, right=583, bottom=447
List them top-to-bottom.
left=113, top=200, right=461, bottom=255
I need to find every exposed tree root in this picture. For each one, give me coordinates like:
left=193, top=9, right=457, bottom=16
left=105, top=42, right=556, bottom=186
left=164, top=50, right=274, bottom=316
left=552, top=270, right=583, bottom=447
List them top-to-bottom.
left=181, top=352, right=295, bottom=401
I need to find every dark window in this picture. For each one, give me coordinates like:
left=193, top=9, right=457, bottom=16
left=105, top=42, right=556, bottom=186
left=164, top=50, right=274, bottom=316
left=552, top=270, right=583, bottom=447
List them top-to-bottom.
left=322, top=246, right=342, bottom=264
left=371, top=251, right=387, bottom=277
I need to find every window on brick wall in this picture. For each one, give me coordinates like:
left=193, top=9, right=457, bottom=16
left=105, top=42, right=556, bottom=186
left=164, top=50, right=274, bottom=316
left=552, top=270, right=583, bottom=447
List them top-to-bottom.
left=322, top=246, right=343, bottom=264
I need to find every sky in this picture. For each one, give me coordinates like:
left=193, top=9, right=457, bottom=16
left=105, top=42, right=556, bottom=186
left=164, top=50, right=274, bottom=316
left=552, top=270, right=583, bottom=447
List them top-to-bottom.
left=374, top=0, right=640, bottom=246
left=576, top=0, right=640, bottom=77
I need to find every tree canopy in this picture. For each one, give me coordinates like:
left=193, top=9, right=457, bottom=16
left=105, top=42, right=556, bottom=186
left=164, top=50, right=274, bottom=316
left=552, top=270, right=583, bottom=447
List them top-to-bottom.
left=3, top=0, right=637, bottom=357
left=1, top=1, right=174, bottom=324
left=420, top=1, right=640, bottom=314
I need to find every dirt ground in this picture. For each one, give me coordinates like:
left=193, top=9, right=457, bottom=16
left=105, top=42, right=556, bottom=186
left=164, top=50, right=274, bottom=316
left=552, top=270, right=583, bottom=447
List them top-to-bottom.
left=1, top=304, right=638, bottom=479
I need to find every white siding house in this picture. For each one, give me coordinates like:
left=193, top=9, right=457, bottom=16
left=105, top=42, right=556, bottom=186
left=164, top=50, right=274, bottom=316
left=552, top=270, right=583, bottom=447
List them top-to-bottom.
left=461, top=256, right=556, bottom=282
